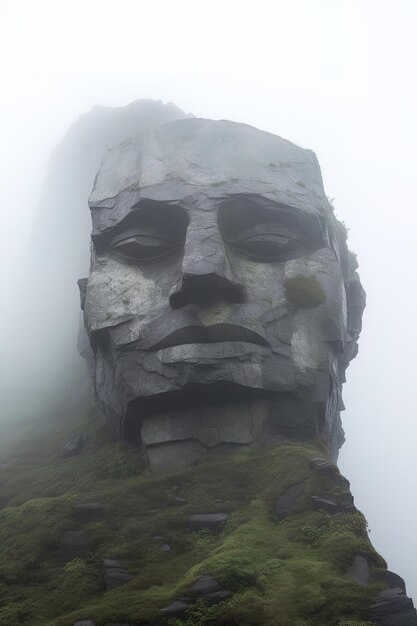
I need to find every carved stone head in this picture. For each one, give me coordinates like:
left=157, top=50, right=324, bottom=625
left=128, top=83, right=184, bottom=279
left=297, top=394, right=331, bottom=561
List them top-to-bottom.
left=79, top=119, right=364, bottom=467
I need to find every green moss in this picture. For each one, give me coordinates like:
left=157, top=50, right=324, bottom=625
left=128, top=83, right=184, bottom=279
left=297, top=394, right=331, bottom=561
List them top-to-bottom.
left=285, top=276, right=326, bottom=308
left=0, top=406, right=386, bottom=625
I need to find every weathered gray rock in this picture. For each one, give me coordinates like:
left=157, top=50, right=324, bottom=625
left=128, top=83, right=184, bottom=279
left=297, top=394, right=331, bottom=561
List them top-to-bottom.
left=79, top=117, right=365, bottom=465
left=61, top=433, right=86, bottom=458
left=309, top=457, right=336, bottom=475
left=275, top=482, right=305, bottom=520
left=310, top=492, right=355, bottom=514
left=73, top=501, right=105, bottom=522
left=189, top=513, right=229, bottom=531
left=55, top=530, right=89, bottom=563
left=160, top=543, right=171, bottom=552
left=345, top=554, right=369, bottom=586
left=103, top=559, right=133, bottom=591
left=384, top=571, right=407, bottom=594
left=191, top=575, right=222, bottom=596
left=368, top=587, right=417, bottom=625
left=204, top=590, right=232, bottom=605
left=160, top=598, right=192, bottom=618
left=73, top=621, right=95, bottom=626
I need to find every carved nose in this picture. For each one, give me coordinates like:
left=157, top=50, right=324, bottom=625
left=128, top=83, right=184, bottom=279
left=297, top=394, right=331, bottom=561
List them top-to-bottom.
left=169, top=271, right=246, bottom=309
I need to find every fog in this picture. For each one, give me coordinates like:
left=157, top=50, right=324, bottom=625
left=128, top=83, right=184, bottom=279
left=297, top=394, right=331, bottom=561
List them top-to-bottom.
left=1, top=0, right=417, bottom=600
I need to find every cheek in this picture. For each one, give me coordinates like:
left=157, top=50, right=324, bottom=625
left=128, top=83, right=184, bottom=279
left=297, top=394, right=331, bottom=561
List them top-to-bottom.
left=285, top=252, right=347, bottom=368
left=229, top=255, right=287, bottom=305
left=84, top=256, right=159, bottom=331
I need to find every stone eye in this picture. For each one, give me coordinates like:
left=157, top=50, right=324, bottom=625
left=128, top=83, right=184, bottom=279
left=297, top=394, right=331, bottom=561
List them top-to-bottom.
left=232, top=232, right=301, bottom=262
left=112, top=234, right=176, bottom=261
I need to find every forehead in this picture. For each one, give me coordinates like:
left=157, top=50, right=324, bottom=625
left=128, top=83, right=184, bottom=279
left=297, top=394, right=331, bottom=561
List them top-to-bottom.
left=89, top=118, right=331, bottom=237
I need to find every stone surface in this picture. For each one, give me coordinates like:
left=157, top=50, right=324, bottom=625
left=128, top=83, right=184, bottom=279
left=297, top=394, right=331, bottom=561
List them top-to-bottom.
left=79, top=117, right=365, bottom=464
left=61, top=433, right=86, bottom=458
left=309, top=456, right=335, bottom=474
left=275, top=482, right=305, bottom=520
left=310, top=492, right=355, bottom=514
left=73, top=501, right=105, bottom=522
left=189, top=513, right=229, bottom=531
left=55, top=530, right=89, bottom=563
left=160, top=543, right=171, bottom=552
left=345, top=554, right=369, bottom=586
left=103, top=559, right=133, bottom=591
left=384, top=571, right=407, bottom=594
left=191, top=575, right=222, bottom=596
left=368, top=587, right=417, bottom=625
left=204, top=590, right=232, bottom=605
left=160, top=599, right=192, bottom=618
left=73, top=621, right=95, bottom=626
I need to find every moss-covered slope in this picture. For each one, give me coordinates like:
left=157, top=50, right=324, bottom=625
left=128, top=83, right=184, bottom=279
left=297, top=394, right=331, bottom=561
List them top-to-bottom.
left=0, top=403, right=386, bottom=626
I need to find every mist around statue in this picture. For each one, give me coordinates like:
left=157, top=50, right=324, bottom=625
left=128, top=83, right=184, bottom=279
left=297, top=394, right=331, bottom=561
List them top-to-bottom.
left=0, top=2, right=417, bottom=625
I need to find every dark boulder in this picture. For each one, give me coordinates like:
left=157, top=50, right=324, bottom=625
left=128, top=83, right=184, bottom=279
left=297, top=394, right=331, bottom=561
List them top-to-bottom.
left=61, top=433, right=86, bottom=458
left=275, top=482, right=305, bottom=520
left=310, top=492, right=355, bottom=514
left=73, top=501, right=105, bottom=522
left=189, top=513, right=228, bottom=531
left=55, top=530, right=89, bottom=563
left=345, top=554, right=369, bottom=586
left=103, top=559, right=133, bottom=591
left=191, top=575, right=222, bottom=596
left=368, top=587, right=417, bottom=625
left=160, top=598, right=192, bottom=618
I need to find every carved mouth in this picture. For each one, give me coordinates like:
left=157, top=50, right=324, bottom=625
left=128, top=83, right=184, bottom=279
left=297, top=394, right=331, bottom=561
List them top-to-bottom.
left=150, top=323, right=269, bottom=351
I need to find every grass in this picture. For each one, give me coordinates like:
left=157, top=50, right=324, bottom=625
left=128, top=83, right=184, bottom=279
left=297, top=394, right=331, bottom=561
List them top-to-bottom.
left=0, top=399, right=386, bottom=625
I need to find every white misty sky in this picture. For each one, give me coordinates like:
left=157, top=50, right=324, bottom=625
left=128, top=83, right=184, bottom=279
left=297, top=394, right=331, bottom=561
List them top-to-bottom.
left=1, top=0, right=417, bottom=599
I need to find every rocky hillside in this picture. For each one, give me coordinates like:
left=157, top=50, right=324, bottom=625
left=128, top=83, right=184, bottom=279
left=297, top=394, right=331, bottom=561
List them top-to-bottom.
left=0, top=396, right=412, bottom=626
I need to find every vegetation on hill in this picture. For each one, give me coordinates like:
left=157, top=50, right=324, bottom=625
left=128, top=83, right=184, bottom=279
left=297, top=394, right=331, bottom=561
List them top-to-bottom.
left=0, top=400, right=385, bottom=625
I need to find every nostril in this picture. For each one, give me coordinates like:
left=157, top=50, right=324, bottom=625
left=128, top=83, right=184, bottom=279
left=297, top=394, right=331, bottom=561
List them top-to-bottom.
left=169, top=273, right=246, bottom=309
left=221, top=281, right=246, bottom=304
left=169, top=290, right=188, bottom=310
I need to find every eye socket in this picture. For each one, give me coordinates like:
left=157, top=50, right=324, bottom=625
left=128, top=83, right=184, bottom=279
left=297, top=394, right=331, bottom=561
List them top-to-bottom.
left=218, top=201, right=323, bottom=263
left=228, top=222, right=305, bottom=262
left=111, top=224, right=182, bottom=262
left=233, top=232, right=301, bottom=262
left=113, top=234, right=176, bottom=261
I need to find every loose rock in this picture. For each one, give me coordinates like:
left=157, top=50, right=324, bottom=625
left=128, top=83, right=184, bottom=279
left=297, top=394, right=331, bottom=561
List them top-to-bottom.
left=61, top=433, right=86, bottom=458
left=275, top=482, right=305, bottom=520
left=310, top=492, right=355, bottom=514
left=74, top=501, right=105, bottom=522
left=189, top=513, right=228, bottom=531
left=55, top=530, right=89, bottom=563
left=160, top=544, right=171, bottom=552
left=345, top=554, right=369, bottom=586
left=103, top=559, right=133, bottom=591
left=191, top=575, right=221, bottom=596
left=160, top=598, right=192, bottom=618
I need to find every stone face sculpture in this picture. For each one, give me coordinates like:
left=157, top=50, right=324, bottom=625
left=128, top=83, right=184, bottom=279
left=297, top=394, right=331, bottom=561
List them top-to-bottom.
left=79, top=118, right=365, bottom=467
